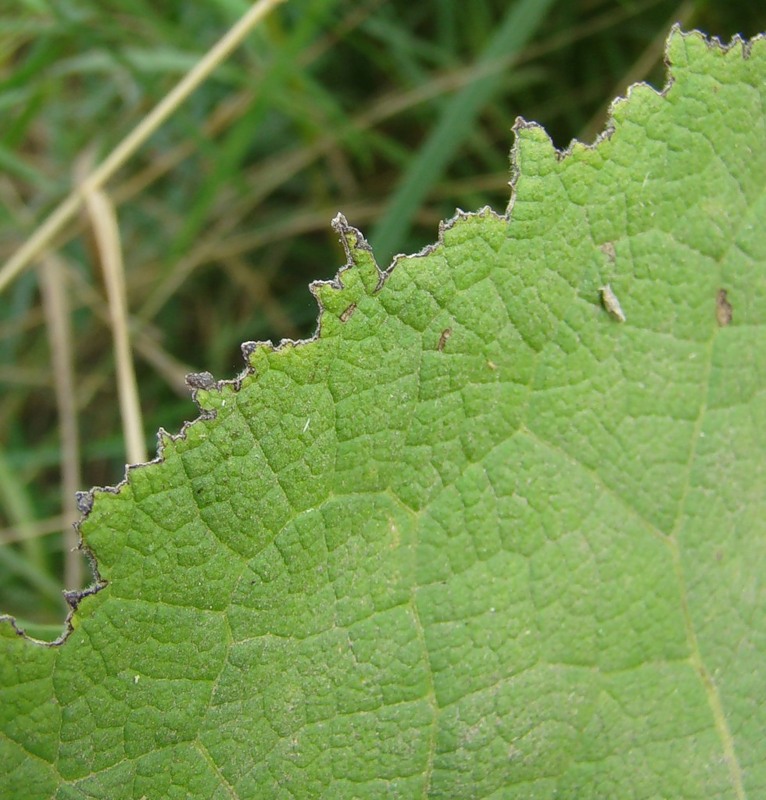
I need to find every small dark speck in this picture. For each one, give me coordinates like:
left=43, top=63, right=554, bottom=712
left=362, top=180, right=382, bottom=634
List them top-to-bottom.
left=715, top=289, right=732, bottom=327
left=437, top=328, right=452, bottom=352
left=185, top=371, right=217, bottom=391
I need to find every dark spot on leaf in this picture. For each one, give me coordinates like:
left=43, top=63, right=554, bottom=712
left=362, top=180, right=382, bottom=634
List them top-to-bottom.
left=600, top=241, right=616, bottom=262
left=715, top=289, right=732, bottom=327
left=340, top=303, right=357, bottom=323
left=437, top=328, right=452, bottom=351
left=241, top=341, right=258, bottom=359
left=185, top=371, right=216, bottom=391
left=75, top=491, right=93, bottom=515
left=64, top=590, right=81, bottom=609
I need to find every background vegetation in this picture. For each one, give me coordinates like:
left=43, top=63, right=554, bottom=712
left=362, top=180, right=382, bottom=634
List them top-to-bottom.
left=1, top=0, right=764, bottom=630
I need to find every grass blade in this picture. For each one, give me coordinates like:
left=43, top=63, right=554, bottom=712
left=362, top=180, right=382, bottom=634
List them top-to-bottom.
left=370, top=0, right=557, bottom=262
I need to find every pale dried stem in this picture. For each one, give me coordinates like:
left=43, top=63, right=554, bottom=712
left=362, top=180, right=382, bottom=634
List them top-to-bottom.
left=0, top=0, right=287, bottom=294
left=114, top=0, right=382, bottom=206
left=83, top=187, right=147, bottom=465
left=38, top=253, right=83, bottom=590
left=0, top=515, right=70, bottom=547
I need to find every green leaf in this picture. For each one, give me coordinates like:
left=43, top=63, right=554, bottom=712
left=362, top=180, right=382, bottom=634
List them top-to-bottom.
left=2, top=28, right=765, bottom=798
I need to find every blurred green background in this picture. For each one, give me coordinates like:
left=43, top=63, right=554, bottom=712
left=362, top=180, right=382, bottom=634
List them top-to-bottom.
left=1, top=0, right=764, bottom=630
